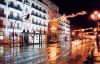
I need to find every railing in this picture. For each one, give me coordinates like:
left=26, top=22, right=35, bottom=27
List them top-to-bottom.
left=0, top=0, right=6, bottom=5
left=17, top=0, right=22, bottom=2
left=24, top=0, right=30, bottom=5
left=8, top=2, right=22, bottom=11
left=31, top=4, right=47, bottom=14
left=31, top=12, right=46, bottom=19
left=31, top=12, right=35, bottom=15
left=0, top=13, right=6, bottom=17
left=8, top=15, right=16, bottom=20
left=8, top=15, right=22, bottom=21
left=15, top=16, right=22, bottom=21
left=32, top=20, right=47, bottom=27
left=59, top=23, right=64, bottom=26
left=0, top=24, right=6, bottom=28
left=44, top=24, right=47, bottom=27
left=2, top=25, right=6, bottom=28
left=7, top=25, right=22, bottom=30
left=7, top=25, right=13, bottom=29
left=16, top=27, right=22, bottom=30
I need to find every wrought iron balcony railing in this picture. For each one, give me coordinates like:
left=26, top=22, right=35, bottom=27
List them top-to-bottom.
left=0, top=0, right=6, bottom=5
left=17, top=0, right=22, bottom=2
left=8, top=2, right=22, bottom=11
left=0, top=13, right=6, bottom=17
left=8, top=15, right=16, bottom=20
left=15, top=16, right=22, bottom=21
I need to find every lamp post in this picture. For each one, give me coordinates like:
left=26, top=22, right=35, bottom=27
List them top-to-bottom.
left=91, top=11, right=100, bottom=51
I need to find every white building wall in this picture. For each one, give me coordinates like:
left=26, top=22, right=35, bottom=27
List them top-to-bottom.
left=0, top=0, right=48, bottom=43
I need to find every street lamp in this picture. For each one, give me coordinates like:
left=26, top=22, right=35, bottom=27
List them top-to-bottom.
left=90, top=10, right=100, bottom=50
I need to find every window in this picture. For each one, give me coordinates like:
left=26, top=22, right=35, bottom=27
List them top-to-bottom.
left=17, top=0, right=22, bottom=2
left=24, top=0, right=29, bottom=3
left=9, top=1, right=14, bottom=6
left=31, top=3, right=34, bottom=8
left=17, top=4, right=22, bottom=10
left=35, top=5, right=38, bottom=9
left=40, top=7, right=42, bottom=11
left=0, top=8, right=4, bottom=13
left=25, top=8, right=28, bottom=11
left=43, top=9, right=46, bottom=13
left=10, top=11, right=13, bottom=15
left=31, top=11, right=34, bottom=15
left=35, top=12, right=38, bottom=16
left=16, top=13, right=21, bottom=20
left=17, top=13, right=19, bottom=17
left=40, top=14, right=41, bottom=17
left=43, top=15, right=46, bottom=19
left=32, top=18, right=34, bottom=24
left=36, top=19, right=38, bottom=23
left=10, top=22, right=13, bottom=28
left=17, top=23, right=20, bottom=29
left=32, top=27, right=34, bottom=31
left=0, top=31, right=4, bottom=40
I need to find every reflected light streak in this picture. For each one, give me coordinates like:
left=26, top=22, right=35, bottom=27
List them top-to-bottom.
left=91, top=14, right=95, bottom=20
left=47, top=44, right=61, bottom=64
left=49, top=47, right=57, bottom=60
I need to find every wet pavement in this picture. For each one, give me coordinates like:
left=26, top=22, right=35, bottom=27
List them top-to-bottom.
left=0, top=39, right=97, bottom=64
left=0, top=42, right=70, bottom=64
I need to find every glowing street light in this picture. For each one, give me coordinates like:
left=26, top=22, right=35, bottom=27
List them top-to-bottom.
left=90, top=10, right=100, bottom=51
left=91, top=11, right=100, bottom=20
left=51, top=26, right=57, bottom=33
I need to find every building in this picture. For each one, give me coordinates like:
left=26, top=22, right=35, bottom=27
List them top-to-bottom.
left=0, top=0, right=48, bottom=45
left=42, top=0, right=59, bottom=19
left=42, top=0, right=59, bottom=43
left=58, top=15, right=70, bottom=46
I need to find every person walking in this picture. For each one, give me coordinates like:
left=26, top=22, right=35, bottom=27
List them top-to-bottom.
left=96, top=35, right=99, bottom=51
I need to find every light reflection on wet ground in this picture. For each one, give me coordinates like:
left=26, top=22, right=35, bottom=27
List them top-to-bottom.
left=0, top=42, right=70, bottom=64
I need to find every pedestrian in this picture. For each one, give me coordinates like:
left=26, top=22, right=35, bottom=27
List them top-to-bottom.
left=96, top=35, right=99, bottom=49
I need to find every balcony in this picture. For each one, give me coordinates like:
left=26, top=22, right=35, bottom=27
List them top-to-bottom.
left=0, top=0, right=6, bottom=5
left=17, top=0, right=22, bottom=2
left=24, top=0, right=30, bottom=5
left=8, top=2, right=22, bottom=11
left=31, top=4, right=47, bottom=14
left=43, top=10, right=46, bottom=13
left=31, top=12, right=34, bottom=15
left=0, top=13, right=6, bottom=17
left=8, top=15, right=16, bottom=20
left=15, top=16, right=22, bottom=21
left=42, top=16, right=46, bottom=19
left=32, top=21, right=38, bottom=25
left=59, top=23, right=64, bottom=26
left=44, top=24, right=47, bottom=27
left=2, top=25, right=6, bottom=28
left=7, top=25, right=13, bottom=29
left=15, top=26, right=22, bottom=30
left=17, top=27, right=22, bottom=30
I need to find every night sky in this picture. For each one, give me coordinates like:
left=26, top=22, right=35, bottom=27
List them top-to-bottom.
left=51, top=0, right=100, bottom=29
